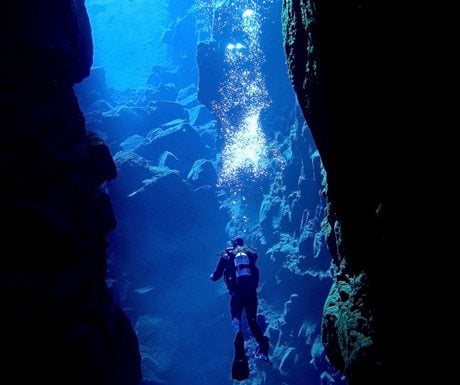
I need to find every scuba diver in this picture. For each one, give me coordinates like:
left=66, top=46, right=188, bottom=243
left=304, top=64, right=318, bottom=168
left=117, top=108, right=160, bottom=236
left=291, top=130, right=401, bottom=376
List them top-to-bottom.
left=210, top=235, right=270, bottom=380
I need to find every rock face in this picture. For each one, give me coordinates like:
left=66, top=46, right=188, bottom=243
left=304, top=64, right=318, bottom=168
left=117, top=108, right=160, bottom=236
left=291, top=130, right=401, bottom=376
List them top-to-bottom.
left=282, top=1, right=388, bottom=384
left=1, top=2, right=141, bottom=384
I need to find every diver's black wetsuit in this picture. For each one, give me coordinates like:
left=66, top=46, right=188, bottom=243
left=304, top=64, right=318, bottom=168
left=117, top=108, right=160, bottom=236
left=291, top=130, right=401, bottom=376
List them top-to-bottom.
left=210, top=245, right=265, bottom=344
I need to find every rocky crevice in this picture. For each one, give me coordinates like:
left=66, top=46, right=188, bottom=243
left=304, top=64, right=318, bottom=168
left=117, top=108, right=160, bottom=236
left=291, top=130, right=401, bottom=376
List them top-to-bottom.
left=282, top=1, right=386, bottom=384
left=1, top=2, right=141, bottom=384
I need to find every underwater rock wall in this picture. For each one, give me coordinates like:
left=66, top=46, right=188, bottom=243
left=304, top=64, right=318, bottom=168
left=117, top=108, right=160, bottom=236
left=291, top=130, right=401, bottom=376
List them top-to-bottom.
left=1, top=1, right=141, bottom=384
left=282, top=1, right=387, bottom=384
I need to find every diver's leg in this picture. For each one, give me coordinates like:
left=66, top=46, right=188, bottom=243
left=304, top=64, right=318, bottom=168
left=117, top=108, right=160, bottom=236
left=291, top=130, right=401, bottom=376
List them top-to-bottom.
left=245, top=290, right=264, bottom=342
left=245, top=291, right=270, bottom=358
left=230, top=292, right=244, bottom=335
left=230, top=292, right=249, bottom=380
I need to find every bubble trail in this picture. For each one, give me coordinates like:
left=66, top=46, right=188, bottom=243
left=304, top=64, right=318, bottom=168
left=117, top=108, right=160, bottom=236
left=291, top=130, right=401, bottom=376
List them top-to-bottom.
left=212, top=4, right=271, bottom=185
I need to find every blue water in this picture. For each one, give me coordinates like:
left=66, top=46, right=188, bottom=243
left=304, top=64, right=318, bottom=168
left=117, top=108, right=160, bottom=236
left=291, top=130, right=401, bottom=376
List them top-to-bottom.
left=76, top=1, right=347, bottom=384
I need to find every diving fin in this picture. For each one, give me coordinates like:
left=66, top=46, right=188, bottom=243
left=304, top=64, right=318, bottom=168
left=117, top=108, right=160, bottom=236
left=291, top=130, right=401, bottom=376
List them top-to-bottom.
left=232, top=332, right=249, bottom=381
left=255, top=336, right=272, bottom=365
left=254, top=352, right=273, bottom=365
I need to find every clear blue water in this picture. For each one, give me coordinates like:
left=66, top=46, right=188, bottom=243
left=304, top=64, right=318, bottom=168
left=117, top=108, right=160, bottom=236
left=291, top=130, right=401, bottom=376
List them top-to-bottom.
left=76, top=1, right=347, bottom=384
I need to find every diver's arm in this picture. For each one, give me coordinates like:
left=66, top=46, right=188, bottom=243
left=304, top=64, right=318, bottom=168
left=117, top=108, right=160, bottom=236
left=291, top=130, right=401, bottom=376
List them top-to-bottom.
left=210, top=256, right=228, bottom=281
